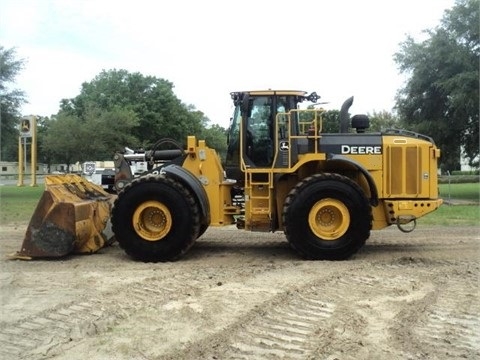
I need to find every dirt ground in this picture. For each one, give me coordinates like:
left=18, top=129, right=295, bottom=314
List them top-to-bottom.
left=0, top=223, right=479, bottom=360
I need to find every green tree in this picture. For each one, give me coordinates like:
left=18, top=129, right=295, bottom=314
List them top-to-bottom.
left=394, top=0, right=479, bottom=171
left=0, top=46, right=27, bottom=161
left=60, top=69, right=203, bottom=149
left=41, top=106, right=140, bottom=168
left=82, top=106, right=140, bottom=159
left=304, top=106, right=342, bottom=133
left=316, top=108, right=397, bottom=133
left=321, top=110, right=341, bottom=133
left=368, top=110, right=399, bottom=131
left=41, top=113, right=84, bottom=171
left=34, top=116, right=52, bottom=170
left=200, top=123, right=228, bottom=160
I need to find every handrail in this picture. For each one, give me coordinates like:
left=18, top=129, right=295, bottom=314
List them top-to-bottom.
left=274, top=108, right=325, bottom=169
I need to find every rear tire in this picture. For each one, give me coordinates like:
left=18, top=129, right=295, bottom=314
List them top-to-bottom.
left=282, top=173, right=371, bottom=260
left=111, top=175, right=200, bottom=262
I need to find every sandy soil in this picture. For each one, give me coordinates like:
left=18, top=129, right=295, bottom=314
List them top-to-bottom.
left=0, top=223, right=479, bottom=360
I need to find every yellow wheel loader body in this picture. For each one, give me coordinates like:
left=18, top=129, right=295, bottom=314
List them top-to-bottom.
left=15, top=89, right=444, bottom=262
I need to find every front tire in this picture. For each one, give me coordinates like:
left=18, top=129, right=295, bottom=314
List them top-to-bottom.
left=282, top=173, right=371, bottom=260
left=111, top=175, right=200, bottom=262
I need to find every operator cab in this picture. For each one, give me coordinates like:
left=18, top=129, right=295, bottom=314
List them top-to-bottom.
left=225, top=90, right=319, bottom=182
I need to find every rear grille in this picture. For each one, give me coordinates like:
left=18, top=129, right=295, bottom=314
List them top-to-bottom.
left=385, top=144, right=422, bottom=197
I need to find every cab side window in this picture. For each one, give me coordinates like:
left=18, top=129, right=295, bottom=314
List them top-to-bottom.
left=246, top=97, right=273, bottom=167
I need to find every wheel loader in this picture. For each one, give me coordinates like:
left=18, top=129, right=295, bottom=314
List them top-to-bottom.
left=15, top=90, right=443, bottom=261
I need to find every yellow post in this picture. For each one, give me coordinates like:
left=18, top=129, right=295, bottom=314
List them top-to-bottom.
left=30, top=116, right=37, bottom=187
left=17, top=136, right=24, bottom=186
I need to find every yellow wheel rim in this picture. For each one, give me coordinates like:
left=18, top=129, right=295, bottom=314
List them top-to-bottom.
left=308, top=198, right=350, bottom=241
left=132, top=200, right=172, bottom=241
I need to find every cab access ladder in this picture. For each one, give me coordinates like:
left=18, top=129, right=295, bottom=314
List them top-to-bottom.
left=245, top=170, right=273, bottom=231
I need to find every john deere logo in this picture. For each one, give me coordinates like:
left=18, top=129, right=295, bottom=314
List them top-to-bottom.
left=20, top=118, right=32, bottom=137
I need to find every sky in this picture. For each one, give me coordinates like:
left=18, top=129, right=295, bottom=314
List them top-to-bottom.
left=1, top=0, right=456, bottom=128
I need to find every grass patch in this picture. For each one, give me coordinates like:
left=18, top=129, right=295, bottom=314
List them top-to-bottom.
left=0, top=182, right=478, bottom=227
left=439, top=182, right=480, bottom=201
left=0, top=185, right=44, bottom=224
left=418, top=204, right=479, bottom=226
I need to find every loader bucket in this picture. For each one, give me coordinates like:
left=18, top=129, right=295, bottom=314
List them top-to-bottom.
left=13, top=174, right=114, bottom=259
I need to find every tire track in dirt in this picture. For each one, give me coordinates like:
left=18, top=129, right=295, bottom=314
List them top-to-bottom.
left=1, top=226, right=478, bottom=359
left=0, top=231, right=293, bottom=360
left=165, top=259, right=479, bottom=360
left=0, top=261, right=301, bottom=360
left=44, top=261, right=365, bottom=360
left=391, top=262, right=480, bottom=359
left=155, top=264, right=360, bottom=360
left=0, top=273, right=193, bottom=359
left=210, top=274, right=431, bottom=359
left=226, top=294, right=335, bottom=359
left=0, top=298, right=122, bottom=359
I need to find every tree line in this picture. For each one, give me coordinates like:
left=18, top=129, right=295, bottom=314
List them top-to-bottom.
left=0, top=0, right=478, bottom=172
left=1, top=67, right=229, bottom=171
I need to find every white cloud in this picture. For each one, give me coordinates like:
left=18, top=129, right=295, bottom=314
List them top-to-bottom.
left=1, top=0, right=455, bottom=127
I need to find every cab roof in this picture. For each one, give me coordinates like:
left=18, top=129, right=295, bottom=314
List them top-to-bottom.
left=231, top=90, right=308, bottom=97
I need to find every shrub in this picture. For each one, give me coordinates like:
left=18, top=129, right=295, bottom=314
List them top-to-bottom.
left=451, top=170, right=479, bottom=176
left=438, top=175, right=480, bottom=184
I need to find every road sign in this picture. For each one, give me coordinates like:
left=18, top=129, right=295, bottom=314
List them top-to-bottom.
left=19, top=117, right=32, bottom=137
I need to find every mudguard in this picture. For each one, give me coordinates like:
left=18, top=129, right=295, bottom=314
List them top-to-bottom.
left=327, top=154, right=379, bottom=206
left=161, top=164, right=211, bottom=227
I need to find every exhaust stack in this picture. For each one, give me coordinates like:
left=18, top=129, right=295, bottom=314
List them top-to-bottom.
left=340, top=96, right=354, bottom=133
